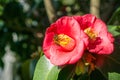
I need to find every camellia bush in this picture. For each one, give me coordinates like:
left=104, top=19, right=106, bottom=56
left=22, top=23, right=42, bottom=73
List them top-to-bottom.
left=33, top=14, right=120, bottom=80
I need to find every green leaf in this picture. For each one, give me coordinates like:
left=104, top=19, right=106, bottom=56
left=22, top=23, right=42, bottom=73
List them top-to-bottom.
left=107, top=7, right=120, bottom=24
left=107, top=25, right=120, bottom=36
left=33, top=55, right=61, bottom=80
left=21, top=59, right=31, bottom=80
left=75, top=60, right=86, bottom=75
left=58, top=64, right=76, bottom=80
left=90, top=69, right=107, bottom=80
left=109, top=72, right=120, bottom=80
left=77, top=73, right=89, bottom=80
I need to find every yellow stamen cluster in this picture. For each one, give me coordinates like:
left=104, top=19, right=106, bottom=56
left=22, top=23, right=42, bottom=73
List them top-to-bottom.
left=84, top=28, right=97, bottom=40
left=54, top=34, right=71, bottom=47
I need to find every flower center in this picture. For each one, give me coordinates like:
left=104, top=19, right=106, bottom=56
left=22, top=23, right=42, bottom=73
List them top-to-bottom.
left=84, top=28, right=97, bottom=40
left=54, top=34, right=75, bottom=51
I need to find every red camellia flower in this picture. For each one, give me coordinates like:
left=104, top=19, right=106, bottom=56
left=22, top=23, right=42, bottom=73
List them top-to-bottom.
left=74, top=14, right=114, bottom=54
left=43, top=16, right=88, bottom=66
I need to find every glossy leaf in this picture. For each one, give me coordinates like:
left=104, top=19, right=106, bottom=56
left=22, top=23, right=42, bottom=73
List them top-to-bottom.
left=107, top=7, right=120, bottom=24
left=108, top=25, right=120, bottom=36
left=33, top=55, right=61, bottom=80
left=58, top=64, right=76, bottom=80
left=90, top=69, right=107, bottom=80
left=108, top=72, right=120, bottom=80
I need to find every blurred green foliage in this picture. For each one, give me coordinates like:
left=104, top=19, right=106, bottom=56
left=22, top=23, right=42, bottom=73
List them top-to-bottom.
left=109, top=72, right=120, bottom=80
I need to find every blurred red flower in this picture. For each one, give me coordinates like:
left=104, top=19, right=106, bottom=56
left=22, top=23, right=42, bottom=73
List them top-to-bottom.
left=74, top=14, right=114, bottom=54
left=43, top=16, right=88, bottom=66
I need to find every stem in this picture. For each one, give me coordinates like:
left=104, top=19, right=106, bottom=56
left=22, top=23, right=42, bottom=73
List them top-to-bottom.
left=43, top=0, right=57, bottom=23
left=90, top=0, right=100, bottom=18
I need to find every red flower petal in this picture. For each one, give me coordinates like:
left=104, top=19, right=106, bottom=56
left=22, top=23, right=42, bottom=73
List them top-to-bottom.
left=74, top=14, right=114, bottom=54
left=43, top=16, right=88, bottom=65
left=73, top=16, right=89, bottom=48
left=87, top=16, right=114, bottom=54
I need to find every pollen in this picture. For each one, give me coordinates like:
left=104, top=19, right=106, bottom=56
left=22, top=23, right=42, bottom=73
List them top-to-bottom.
left=84, top=27, right=97, bottom=40
left=54, top=34, right=75, bottom=50
left=54, top=34, right=71, bottom=46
